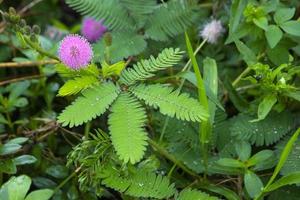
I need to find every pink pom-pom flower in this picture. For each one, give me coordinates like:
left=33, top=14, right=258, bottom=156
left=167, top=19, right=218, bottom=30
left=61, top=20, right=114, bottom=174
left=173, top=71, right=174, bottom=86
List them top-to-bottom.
left=81, top=17, right=107, bottom=43
left=200, top=19, right=224, bottom=44
left=58, top=34, right=93, bottom=70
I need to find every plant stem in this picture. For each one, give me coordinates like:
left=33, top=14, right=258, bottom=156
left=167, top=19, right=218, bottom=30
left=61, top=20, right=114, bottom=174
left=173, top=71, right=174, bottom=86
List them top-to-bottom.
left=185, top=33, right=210, bottom=174
left=23, top=36, right=59, bottom=61
left=159, top=39, right=207, bottom=142
left=182, top=39, right=207, bottom=72
left=0, top=60, right=58, bottom=68
left=232, top=66, right=251, bottom=87
left=0, top=74, right=43, bottom=86
left=84, top=121, right=91, bottom=138
left=148, top=139, right=200, bottom=178
left=53, top=167, right=81, bottom=194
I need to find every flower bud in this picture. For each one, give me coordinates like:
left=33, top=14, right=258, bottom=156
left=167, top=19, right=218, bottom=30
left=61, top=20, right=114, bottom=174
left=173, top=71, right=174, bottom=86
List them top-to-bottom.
left=8, top=7, right=16, bottom=15
left=19, top=19, right=26, bottom=27
left=24, top=25, right=31, bottom=35
left=32, top=25, right=41, bottom=35
left=30, top=33, right=38, bottom=43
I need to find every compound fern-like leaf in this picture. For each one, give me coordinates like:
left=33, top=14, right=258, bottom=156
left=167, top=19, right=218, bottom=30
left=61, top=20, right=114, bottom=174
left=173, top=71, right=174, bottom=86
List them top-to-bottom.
left=65, top=0, right=135, bottom=30
left=144, top=0, right=199, bottom=41
left=119, top=48, right=183, bottom=85
left=58, top=76, right=98, bottom=96
left=58, top=82, right=120, bottom=127
left=130, top=84, right=209, bottom=122
left=108, top=93, right=148, bottom=164
left=230, top=111, right=295, bottom=146
left=101, top=167, right=176, bottom=199
left=177, top=188, right=219, bottom=200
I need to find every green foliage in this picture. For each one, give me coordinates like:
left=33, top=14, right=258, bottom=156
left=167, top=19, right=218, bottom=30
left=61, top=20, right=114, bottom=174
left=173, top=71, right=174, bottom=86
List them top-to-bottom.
left=3, top=0, right=300, bottom=199
left=66, top=0, right=135, bottom=30
left=144, top=0, right=198, bottom=41
left=93, top=30, right=147, bottom=63
left=119, top=48, right=183, bottom=85
left=58, top=76, right=98, bottom=96
left=58, top=82, right=120, bottom=127
left=130, top=84, right=208, bottom=122
left=108, top=93, right=148, bottom=164
left=230, top=112, right=294, bottom=146
left=276, top=137, right=300, bottom=175
left=100, top=167, right=176, bottom=199
left=0, top=175, right=53, bottom=200
left=176, top=188, right=219, bottom=200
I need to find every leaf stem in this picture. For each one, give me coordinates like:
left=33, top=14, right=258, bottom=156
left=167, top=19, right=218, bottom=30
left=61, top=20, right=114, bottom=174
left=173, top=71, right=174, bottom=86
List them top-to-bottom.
left=23, top=36, right=59, bottom=61
left=159, top=39, right=207, bottom=142
left=232, top=66, right=251, bottom=87
left=148, top=138, right=201, bottom=178
left=53, top=166, right=81, bottom=194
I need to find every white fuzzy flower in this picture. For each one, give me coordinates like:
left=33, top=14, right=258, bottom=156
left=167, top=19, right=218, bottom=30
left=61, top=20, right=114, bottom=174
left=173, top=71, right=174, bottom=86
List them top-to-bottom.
left=200, top=20, right=224, bottom=44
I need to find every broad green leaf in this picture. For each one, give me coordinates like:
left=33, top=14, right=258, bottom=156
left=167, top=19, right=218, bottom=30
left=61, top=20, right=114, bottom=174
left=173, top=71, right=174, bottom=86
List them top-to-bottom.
left=274, top=8, right=295, bottom=25
left=253, top=17, right=268, bottom=30
left=280, top=20, right=300, bottom=36
left=265, top=25, right=283, bottom=48
left=234, top=40, right=257, bottom=66
left=266, top=45, right=289, bottom=65
left=203, top=57, right=219, bottom=122
left=286, top=91, right=300, bottom=101
left=253, top=94, right=277, bottom=122
left=14, top=97, right=28, bottom=108
left=265, top=128, right=300, bottom=189
left=7, top=137, right=28, bottom=145
left=235, top=141, right=251, bottom=162
left=0, top=143, right=22, bottom=156
left=247, top=150, right=274, bottom=167
left=14, top=155, right=37, bottom=165
left=216, top=158, right=244, bottom=168
left=45, top=165, right=68, bottom=179
left=244, top=171, right=263, bottom=198
left=265, top=172, right=300, bottom=192
left=0, top=175, right=32, bottom=200
left=25, top=189, right=53, bottom=200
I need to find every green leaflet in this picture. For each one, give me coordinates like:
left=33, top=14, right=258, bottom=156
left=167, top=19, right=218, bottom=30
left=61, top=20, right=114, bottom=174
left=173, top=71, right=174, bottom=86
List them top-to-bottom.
left=66, top=0, right=135, bottom=30
left=144, top=0, right=198, bottom=41
left=119, top=48, right=183, bottom=85
left=58, top=76, right=98, bottom=96
left=57, top=82, right=120, bottom=127
left=130, top=84, right=209, bottom=122
left=108, top=93, right=148, bottom=164
left=230, top=111, right=293, bottom=146
left=100, top=167, right=176, bottom=199
left=176, top=188, right=219, bottom=200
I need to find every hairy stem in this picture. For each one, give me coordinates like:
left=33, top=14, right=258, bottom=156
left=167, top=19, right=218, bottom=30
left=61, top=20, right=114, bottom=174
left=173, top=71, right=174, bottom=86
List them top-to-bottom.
left=0, top=60, right=58, bottom=68
left=148, top=138, right=200, bottom=178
